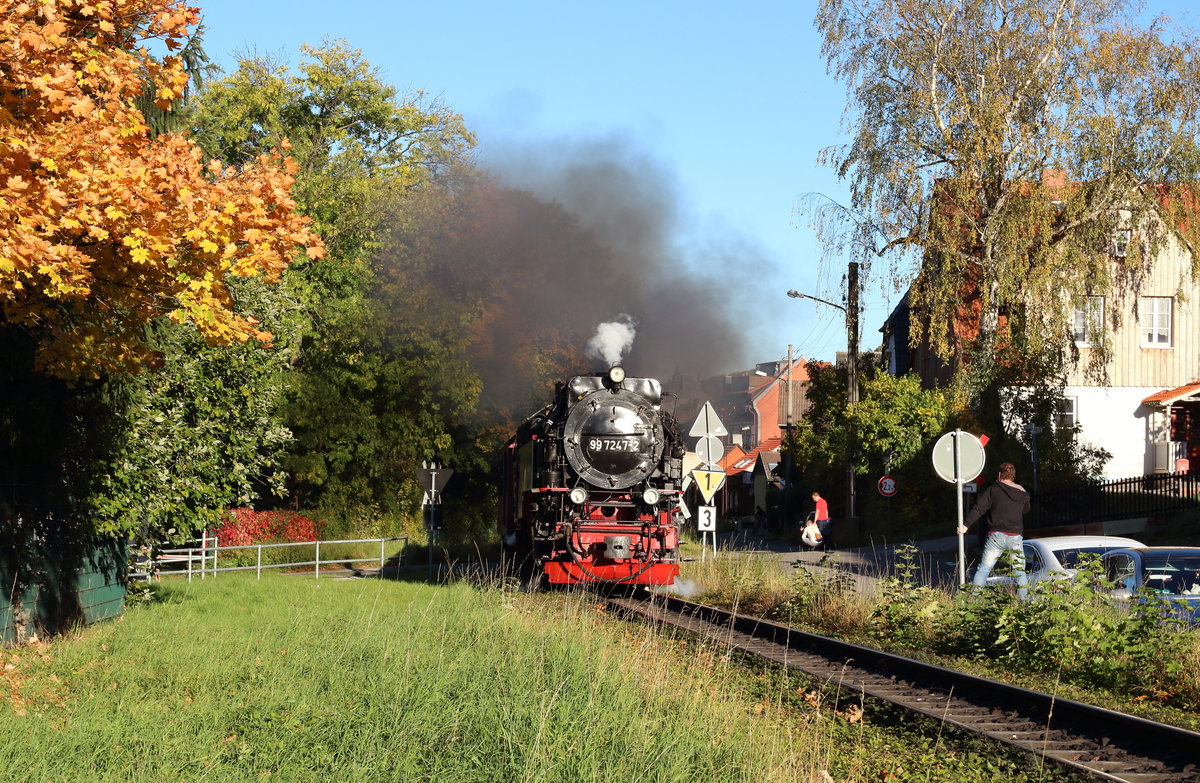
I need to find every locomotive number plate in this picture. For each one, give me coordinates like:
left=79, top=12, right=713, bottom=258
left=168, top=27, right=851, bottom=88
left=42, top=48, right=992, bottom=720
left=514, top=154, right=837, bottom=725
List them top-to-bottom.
left=586, top=437, right=639, bottom=452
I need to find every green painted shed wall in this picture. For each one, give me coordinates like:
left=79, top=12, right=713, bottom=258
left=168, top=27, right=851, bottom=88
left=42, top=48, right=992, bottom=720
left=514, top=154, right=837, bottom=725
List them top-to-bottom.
left=1, top=536, right=126, bottom=644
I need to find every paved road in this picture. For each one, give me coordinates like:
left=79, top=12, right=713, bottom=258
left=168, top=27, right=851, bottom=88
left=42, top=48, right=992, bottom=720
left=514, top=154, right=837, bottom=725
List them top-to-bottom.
left=711, top=528, right=967, bottom=595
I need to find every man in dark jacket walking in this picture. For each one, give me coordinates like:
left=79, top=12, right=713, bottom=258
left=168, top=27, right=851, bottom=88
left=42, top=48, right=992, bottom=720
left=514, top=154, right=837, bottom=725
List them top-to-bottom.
left=957, top=462, right=1031, bottom=599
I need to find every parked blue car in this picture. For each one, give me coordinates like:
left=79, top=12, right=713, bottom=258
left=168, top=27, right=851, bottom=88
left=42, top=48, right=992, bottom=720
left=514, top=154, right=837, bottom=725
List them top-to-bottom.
left=1100, top=547, right=1200, bottom=624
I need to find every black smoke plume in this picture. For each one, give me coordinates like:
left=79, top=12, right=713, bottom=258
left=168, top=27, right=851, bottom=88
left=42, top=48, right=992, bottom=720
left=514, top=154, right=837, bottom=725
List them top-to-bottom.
left=378, top=132, right=774, bottom=416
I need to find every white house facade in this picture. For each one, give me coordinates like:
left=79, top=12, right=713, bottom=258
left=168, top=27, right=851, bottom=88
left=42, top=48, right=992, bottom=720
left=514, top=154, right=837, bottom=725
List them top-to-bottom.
left=1065, top=231, right=1200, bottom=479
left=1061, top=385, right=1180, bottom=478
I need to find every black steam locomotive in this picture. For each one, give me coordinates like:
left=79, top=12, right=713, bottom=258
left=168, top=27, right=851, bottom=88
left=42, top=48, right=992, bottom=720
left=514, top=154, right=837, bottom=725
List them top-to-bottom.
left=498, top=366, right=685, bottom=585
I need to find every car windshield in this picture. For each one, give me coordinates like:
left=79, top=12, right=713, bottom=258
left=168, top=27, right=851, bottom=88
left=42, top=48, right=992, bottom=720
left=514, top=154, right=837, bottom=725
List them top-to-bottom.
left=1055, top=547, right=1123, bottom=569
left=1140, top=555, right=1200, bottom=596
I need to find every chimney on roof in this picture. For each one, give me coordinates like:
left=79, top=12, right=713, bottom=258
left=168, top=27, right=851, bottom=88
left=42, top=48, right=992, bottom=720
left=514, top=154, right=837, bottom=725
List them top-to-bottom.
left=1042, top=169, right=1068, bottom=191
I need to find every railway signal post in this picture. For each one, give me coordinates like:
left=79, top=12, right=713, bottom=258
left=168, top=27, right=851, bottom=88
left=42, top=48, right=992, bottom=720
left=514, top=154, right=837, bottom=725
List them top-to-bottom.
left=689, top=402, right=727, bottom=559
left=417, top=461, right=453, bottom=580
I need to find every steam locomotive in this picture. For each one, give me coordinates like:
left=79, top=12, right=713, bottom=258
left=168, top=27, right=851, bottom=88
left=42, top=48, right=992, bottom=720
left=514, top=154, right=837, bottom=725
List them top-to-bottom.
left=498, top=366, right=685, bottom=586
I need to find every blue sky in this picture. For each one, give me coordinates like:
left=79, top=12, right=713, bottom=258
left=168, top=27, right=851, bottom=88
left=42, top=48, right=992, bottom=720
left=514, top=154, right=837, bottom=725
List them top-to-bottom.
left=191, top=0, right=1195, bottom=372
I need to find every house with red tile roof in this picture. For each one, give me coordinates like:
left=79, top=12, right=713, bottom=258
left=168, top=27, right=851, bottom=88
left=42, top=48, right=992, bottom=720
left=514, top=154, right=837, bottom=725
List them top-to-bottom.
left=679, top=358, right=814, bottom=519
left=717, top=436, right=784, bottom=519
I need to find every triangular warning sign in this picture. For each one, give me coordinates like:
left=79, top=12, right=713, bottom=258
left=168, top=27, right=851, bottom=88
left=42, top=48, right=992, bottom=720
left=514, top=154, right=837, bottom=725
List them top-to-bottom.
left=688, top=401, right=728, bottom=437
left=690, top=467, right=726, bottom=504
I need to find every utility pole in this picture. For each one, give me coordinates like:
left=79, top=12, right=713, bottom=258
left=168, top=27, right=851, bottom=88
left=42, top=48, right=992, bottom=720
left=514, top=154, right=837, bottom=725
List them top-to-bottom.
left=787, top=259, right=861, bottom=541
left=846, top=261, right=860, bottom=539
left=787, top=343, right=794, bottom=432
left=785, top=344, right=794, bottom=524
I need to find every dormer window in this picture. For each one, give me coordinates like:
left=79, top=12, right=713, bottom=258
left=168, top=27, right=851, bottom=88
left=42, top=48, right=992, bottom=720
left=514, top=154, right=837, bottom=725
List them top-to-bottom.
left=1112, top=228, right=1132, bottom=258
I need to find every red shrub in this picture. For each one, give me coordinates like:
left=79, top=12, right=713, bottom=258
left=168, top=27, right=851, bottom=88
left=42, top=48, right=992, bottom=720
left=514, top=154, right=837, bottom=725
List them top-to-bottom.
left=216, top=508, right=322, bottom=547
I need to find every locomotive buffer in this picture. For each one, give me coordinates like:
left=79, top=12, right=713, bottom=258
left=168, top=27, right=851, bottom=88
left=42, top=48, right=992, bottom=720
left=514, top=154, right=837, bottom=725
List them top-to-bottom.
left=689, top=402, right=727, bottom=558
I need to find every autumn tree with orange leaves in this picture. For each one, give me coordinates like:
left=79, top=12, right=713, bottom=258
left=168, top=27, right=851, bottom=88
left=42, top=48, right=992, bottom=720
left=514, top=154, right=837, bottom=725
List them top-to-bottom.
left=0, top=0, right=322, bottom=378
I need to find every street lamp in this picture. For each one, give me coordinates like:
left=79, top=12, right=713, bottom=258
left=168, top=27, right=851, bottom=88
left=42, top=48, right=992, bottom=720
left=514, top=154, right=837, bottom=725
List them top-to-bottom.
left=786, top=262, right=861, bottom=539
left=787, top=289, right=845, bottom=316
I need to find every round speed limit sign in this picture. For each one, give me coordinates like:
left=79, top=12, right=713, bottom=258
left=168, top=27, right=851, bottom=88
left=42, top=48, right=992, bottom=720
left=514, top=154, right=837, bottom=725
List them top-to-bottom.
left=878, top=475, right=897, bottom=497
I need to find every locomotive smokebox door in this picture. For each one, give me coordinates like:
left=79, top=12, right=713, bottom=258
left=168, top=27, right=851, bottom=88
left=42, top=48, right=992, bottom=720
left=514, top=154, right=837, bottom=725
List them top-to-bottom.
left=563, top=388, right=665, bottom=489
left=603, top=535, right=632, bottom=559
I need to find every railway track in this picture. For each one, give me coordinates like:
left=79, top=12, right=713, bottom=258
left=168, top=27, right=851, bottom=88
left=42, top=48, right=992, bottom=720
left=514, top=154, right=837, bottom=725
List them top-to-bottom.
left=607, top=593, right=1200, bottom=782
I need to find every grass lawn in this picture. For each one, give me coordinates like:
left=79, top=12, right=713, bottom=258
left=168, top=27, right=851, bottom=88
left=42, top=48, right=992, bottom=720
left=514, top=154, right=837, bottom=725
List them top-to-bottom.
left=0, top=575, right=1079, bottom=782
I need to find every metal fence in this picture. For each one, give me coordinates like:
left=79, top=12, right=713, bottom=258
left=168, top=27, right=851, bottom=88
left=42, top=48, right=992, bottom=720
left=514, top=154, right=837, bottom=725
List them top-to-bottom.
left=1028, top=473, right=1200, bottom=530
left=149, top=535, right=408, bottom=581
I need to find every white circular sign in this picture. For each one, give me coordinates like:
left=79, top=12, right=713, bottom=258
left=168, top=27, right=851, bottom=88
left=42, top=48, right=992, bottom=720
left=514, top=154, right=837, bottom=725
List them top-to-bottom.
left=932, top=430, right=986, bottom=483
left=694, top=435, right=725, bottom=466
left=878, top=475, right=897, bottom=497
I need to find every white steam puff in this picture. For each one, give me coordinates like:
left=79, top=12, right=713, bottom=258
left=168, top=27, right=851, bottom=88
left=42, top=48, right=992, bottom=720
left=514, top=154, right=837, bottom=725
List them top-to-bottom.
left=586, top=316, right=637, bottom=366
left=654, top=578, right=701, bottom=599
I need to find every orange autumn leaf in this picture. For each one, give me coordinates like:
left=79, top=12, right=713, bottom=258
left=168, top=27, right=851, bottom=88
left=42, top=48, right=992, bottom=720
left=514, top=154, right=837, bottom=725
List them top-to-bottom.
left=0, top=0, right=325, bottom=377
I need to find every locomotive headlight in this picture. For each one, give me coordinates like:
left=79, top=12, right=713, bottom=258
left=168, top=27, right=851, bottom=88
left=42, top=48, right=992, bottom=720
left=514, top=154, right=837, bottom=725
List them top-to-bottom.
left=608, top=365, right=626, bottom=384
left=568, top=486, right=589, bottom=505
left=642, top=487, right=660, bottom=505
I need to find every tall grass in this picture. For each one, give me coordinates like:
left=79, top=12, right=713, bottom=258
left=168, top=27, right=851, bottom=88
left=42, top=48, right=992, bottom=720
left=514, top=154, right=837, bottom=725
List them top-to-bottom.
left=677, top=548, right=875, bottom=635
left=1, top=574, right=1101, bottom=781
left=0, top=576, right=826, bottom=782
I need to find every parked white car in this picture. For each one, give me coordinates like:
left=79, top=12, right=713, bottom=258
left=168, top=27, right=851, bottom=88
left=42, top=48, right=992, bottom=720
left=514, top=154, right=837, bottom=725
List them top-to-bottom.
left=985, top=535, right=1144, bottom=587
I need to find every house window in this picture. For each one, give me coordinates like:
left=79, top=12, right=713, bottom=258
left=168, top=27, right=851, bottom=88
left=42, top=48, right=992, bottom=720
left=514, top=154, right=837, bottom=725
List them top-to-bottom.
left=1112, top=229, right=1132, bottom=258
left=1072, top=296, right=1104, bottom=345
left=1140, top=297, right=1173, bottom=347
left=1057, top=397, right=1077, bottom=430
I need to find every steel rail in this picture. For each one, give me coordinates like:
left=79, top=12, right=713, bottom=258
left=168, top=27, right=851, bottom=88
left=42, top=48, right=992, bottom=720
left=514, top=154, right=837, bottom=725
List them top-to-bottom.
left=607, top=593, right=1200, bottom=782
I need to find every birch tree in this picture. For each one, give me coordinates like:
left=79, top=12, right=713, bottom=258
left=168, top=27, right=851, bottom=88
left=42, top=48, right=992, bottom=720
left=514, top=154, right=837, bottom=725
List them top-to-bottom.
left=813, top=0, right=1200, bottom=391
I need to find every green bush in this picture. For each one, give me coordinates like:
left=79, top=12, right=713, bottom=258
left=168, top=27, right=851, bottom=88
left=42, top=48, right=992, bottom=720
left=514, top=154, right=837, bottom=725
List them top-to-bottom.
left=868, top=545, right=944, bottom=647
left=934, top=556, right=1196, bottom=703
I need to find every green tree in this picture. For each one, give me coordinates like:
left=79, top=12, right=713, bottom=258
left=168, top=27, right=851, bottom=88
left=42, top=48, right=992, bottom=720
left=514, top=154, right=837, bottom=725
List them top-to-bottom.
left=812, top=0, right=1200, bottom=394
left=189, top=41, right=478, bottom=534
left=88, top=278, right=304, bottom=542
left=793, top=361, right=954, bottom=534
left=850, top=370, right=954, bottom=473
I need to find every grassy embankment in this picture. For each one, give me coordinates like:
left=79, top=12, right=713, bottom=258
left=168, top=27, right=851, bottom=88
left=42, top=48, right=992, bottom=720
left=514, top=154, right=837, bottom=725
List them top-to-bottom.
left=679, top=544, right=1200, bottom=731
left=1, top=575, right=1081, bottom=782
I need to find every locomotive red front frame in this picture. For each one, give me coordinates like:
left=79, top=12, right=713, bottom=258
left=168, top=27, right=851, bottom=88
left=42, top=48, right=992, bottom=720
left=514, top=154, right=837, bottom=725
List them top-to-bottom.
left=499, top=447, right=683, bottom=587
left=542, top=495, right=681, bottom=585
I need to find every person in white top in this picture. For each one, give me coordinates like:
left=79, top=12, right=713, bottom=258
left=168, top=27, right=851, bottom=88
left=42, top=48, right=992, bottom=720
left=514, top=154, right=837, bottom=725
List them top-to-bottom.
left=801, top=518, right=824, bottom=550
